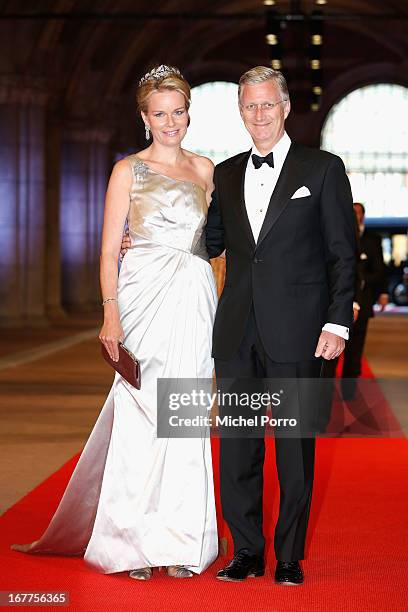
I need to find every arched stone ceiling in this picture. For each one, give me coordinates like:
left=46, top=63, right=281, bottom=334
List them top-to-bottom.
left=1, top=0, right=407, bottom=135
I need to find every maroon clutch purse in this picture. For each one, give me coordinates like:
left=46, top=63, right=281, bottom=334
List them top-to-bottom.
left=101, top=342, right=141, bottom=389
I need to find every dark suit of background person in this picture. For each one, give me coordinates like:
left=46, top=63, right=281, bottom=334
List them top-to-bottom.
left=206, top=134, right=356, bottom=579
left=341, top=203, right=388, bottom=400
left=321, top=209, right=364, bottom=424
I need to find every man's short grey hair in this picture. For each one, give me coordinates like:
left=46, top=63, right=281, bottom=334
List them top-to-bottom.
left=238, top=66, right=290, bottom=103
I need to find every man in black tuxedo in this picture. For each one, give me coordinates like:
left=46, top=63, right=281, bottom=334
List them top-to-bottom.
left=206, top=67, right=356, bottom=585
left=341, top=202, right=388, bottom=400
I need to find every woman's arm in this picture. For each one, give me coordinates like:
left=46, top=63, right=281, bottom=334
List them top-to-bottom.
left=194, top=157, right=226, bottom=259
left=201, top=157, right=215, bottom=207
left=99, top=159, right=132, bottom=361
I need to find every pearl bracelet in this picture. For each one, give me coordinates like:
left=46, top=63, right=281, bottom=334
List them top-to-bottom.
left=102, top=297, right=118, bottom=306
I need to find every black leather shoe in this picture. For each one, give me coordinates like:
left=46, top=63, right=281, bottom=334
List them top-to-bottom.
left=216, top=548, right=265, bottom=582
left=274, top=561, right=304, bottom=585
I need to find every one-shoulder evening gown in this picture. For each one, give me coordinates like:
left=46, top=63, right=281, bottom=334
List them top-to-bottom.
left=12, top=154, right=219, bottom=574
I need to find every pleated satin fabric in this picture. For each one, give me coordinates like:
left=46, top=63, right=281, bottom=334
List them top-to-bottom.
left=12, top=155, right=219, bottom=574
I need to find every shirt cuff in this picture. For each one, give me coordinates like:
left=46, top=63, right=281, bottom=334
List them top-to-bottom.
left=353, top=302, right=360, bottom=311
left=322, top=323, right=349, bottom=340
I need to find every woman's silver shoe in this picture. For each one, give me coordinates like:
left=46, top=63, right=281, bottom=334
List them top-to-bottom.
left=167, top=565, right=193, bottom=578
left=129, top=567, right=152, bottom=580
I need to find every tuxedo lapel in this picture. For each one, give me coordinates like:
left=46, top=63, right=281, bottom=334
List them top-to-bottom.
left=256, top=142, right=309, bottom=249
left=227, top=150, right=255, bottom=249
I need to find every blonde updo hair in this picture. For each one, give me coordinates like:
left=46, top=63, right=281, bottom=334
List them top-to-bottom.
left=137, top=65, right=191, bottom=113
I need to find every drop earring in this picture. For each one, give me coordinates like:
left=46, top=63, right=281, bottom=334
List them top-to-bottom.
left=145, top=125, right=150, bottom=140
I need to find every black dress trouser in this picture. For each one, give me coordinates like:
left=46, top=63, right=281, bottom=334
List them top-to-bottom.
left=215, top=307, right=321, bottom=561
left=342, top=313, right=369, bottom=379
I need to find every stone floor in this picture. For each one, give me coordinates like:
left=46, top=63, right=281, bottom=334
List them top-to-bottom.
left=0, top=311, right=406, bottom=515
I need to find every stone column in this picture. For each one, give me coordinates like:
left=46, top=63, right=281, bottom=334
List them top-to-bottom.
left=0, top=79, right=48, bottom=326
left=44, top=111, right=66, bottom=320
left=60, top=126, right=110, bottom=311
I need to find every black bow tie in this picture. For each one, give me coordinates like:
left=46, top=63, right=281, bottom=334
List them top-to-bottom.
left=252, top=152, right=274, bottom=169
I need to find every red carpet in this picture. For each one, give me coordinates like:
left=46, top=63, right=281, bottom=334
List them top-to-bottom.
left=1, top=436, right=407, bottom=611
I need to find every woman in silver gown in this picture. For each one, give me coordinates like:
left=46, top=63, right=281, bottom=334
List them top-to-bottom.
left=12, top=65, right=218, bottom=580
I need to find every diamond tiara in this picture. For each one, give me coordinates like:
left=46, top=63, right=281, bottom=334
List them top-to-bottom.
left=138, top=65, right=182, bottom=86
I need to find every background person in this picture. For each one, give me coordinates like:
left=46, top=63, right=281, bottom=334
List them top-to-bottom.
left=341, top=202, right=388, bottom=400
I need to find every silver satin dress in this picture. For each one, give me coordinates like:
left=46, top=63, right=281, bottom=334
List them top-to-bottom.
left=12, top=155, right=219, bottom=574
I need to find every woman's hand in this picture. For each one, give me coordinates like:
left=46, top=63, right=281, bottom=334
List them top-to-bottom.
left=120, top=230, right=131, bottom=261
left=99, top=312, right=124, bottom=362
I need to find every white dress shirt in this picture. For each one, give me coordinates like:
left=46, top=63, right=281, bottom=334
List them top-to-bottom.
left=243, top=131, right=349, bottom=340
left=245, top=132, right=291, bottom=243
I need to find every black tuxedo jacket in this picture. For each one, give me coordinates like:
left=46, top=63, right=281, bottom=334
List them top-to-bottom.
left=206, top=141, right=356, bottom=362
left=357, top=230, right=387, bottom=319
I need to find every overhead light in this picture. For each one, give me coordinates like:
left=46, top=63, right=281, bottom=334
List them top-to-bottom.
left=264, top=0, right=276, bottom=5
left=316, top=0, right=327, bottom=5
left=266, top=33, right=278, bottom=45
left=311, top=34, right=322, bottom=45
left=271, top=59, right=282, bottom=69
left=310, top=59, right=321, bottom=69
left=313, top=86, right=322, bottom=95
left=311, top=103, right=320, bottom=111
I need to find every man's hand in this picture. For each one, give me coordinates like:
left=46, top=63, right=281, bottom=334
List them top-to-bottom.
left=120, top=230, right=131, bottom=261
left=314, top=330, right=345, bottom=360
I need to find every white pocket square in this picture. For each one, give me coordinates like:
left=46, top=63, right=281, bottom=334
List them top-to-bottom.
left=291, top=186, right=311, bottom=199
